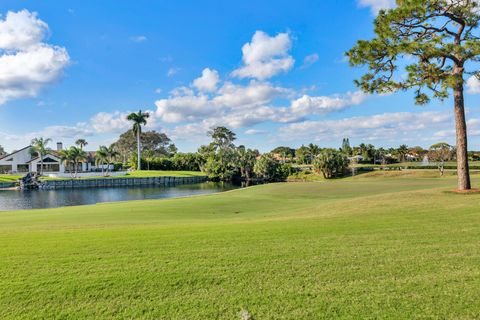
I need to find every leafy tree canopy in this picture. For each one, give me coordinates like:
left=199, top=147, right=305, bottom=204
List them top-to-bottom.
left=347, top=0, right=480, bottom=104
left=208, top=126, right=236, bottom=150
left=114, top=130, right=175, bottom=160
left=270, top=146, right=295, bottom=158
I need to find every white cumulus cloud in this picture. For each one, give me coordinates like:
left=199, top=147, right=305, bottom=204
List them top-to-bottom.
left=358, top=0, right=396, bottom=15
left=0, top=10, right=70, bottom=104
left=231, top=31, right=294, bottom=80
left=193, top=68, right=220, bottom=92
left=467, top=75, right=480, bottom=94
left=213, top=81, right=289, bottom=108
left=287, top=91, right=367, bottom=119
left=91, top=110, right=157, bottom=133
left=91, top=111, right=131, bottom=133
left=279, top=111, right=452, bottom=143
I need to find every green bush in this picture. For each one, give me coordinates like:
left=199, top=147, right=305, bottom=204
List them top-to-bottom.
left=313, top=149, right=349, bottom=179
left=171, top=153, right=203, bottom=171
left=254, top=154, right=291, bottom=181
left=113, top=162, right=124, bottom=171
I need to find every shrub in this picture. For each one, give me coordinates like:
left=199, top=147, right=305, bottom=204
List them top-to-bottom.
left=313, top=149, right=349, bottom=179
left=171, top=153, right=202, bottom=171
left=254, top=153, right=291, bottom=181
left=113, top=162, right=124, bottom=171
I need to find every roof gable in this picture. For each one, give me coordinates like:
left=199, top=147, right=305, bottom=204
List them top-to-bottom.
left=0, top=146, right=31, bottom=160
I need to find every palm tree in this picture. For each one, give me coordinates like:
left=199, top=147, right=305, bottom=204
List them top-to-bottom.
left=126, top=110, right=150, bottom=170
left=30, top=137, right=52, bottom=175
left=75, top=139, right=88, bottom=150
left=307, top=143, right=321, bottom=162
left=96, top=144, right=119, bottom=176
left=106, top=144, right=119, bottom=175
left=396, top=144, right=409, bottom=163
left=235, top=145, right=257, bottom=181
left=64, top=146, right=87, bottom=178
left=96, top=146, right=109, bottom=176
left=58, top=149, right=74, bottom=178
left=143, top=149, right=155, bottom=171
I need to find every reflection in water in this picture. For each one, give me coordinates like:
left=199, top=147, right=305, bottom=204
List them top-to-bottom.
left=0, top=182, right=242, bottom=211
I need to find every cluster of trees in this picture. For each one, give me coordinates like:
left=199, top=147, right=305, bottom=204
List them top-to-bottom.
left=97, top=121, right=291, bottom=181
left=198, top=127, right=291, bottom=181
left=114, top=129, right=177, bottom=165
left=269, top=140, right=463, bottom=179
left=278, top=140, right=463, bottom=167
left=291, top=141, right=395, bottom=165
left=313, top=149, right=349, bottom=179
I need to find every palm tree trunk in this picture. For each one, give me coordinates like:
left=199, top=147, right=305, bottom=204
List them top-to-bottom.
left=454, top=83, right=471, bottom=190
left=137, top=130, right=141, bottom=170
left=40, top=155, right=43, bottom=175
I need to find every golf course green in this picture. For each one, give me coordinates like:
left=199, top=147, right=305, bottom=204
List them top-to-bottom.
left=1, top=172, right=479, bottom=319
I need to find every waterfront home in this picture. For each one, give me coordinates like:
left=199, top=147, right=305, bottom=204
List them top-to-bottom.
left=0, top=143, right=103, bottom=174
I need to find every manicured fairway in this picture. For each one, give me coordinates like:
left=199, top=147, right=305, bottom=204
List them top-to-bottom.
left=1, top=174, right=480, bottom=318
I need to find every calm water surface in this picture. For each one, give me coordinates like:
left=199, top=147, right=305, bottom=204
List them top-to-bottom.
left=0, top=182, right=242, bottom=211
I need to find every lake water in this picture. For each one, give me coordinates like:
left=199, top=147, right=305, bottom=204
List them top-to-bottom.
left=0, top=182, right=242, bottom=211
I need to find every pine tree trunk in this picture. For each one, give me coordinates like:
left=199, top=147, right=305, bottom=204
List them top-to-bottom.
left=453, top=84, right=471, bottom=190
left=137, top=130, right=141, bottom=170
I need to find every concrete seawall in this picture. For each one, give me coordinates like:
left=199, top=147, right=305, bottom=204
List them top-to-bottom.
left=0, top=176, right=208, bottom=190
left=42, top=176, right=208, bottom=189
left=0, top=182, right=15, bottom=189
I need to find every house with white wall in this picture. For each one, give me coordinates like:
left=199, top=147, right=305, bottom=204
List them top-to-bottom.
left=0, top=142, right=117, bottom=175
left=0, top=145, right=65, bottom=174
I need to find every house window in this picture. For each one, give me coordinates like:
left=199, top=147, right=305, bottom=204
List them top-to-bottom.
left=37, top=163, right=60, bottom=172
left=17, top=164, right=29, bottom=173
left=0, top=165, right=12, bottom=173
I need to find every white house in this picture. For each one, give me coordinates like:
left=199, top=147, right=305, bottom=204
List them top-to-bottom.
left=0, top=141, right=121, bottom=175
left=0, top=145, right=66, bottom=174
left=348, top=155, right=364, bottom=162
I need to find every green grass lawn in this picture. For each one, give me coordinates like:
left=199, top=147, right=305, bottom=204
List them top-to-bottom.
left=38, top=170, right=205, bottom=181
left=123, top=170, right=205, bottom=178
left=1, top=171, right=205, bottom=183
left=0, top=174, right=22, bottom=183
left=1, top=174, right=480, bottom=318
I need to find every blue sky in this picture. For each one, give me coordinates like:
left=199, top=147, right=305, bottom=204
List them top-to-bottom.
left=1, top=0, right=480, bottom=153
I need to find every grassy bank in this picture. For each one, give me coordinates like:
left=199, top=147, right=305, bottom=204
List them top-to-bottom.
left=50, top=170, right=206, bottom=179
left=123, top=170, right=205, bottom=178
left=0, top=174, right=22, bottom=183
left=1, top=175, right=480, bottom=318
